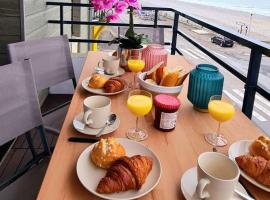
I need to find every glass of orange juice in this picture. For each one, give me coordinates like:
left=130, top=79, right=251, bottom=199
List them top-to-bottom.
left=128, top=56, right=145, bottom=89
left=127, top=90, right=152, bottom=141
left=205, top=95, right=235, bottom=148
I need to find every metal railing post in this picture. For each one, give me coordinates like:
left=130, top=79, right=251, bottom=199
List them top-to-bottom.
left=60, top=5, right=64, bottom=35
left=154, top=9, right=158, bottom=28
left=171, top=12, right=179, bottom=55
left=242, top=48, right=262, bottom=118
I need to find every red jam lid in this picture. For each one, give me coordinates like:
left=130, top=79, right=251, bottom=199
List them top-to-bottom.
left=154, top=94, right=181, bottom=110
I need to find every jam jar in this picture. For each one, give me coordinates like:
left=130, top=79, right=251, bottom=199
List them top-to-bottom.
left=154, top=94, right=181, bottom=131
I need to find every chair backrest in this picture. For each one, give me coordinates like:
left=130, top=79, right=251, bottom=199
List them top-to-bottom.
left=118, top=27, right=165, bottom=45
left=8, top=35, right=75, bottom=91
left=0, top=60, right=43, bottom=146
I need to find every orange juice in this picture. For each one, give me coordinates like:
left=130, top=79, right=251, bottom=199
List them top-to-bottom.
left=128, top=59, right=145, bottom=72
left=127, top=95, right=152, bottom=116
left=208, top=100, right=235, bottom=122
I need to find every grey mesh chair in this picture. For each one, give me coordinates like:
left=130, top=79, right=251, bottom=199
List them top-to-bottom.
left=118, top=27, right=165, bottom=44
left=8, top=35, right=76, bottom=134
left=0, top=60, right=51, bottom=190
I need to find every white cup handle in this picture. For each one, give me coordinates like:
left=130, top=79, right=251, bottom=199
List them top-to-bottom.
left=98, top=60, right=104, bottom=68
left=83, top=110, right=93, bottom=125
left=196, top=178, right=210, bottom=199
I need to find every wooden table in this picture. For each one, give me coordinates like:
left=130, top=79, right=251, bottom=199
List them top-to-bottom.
left=38, top=52, right=270, bottom=200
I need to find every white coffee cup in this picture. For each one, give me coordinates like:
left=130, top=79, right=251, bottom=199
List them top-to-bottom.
left=98, top=56, right=120, bottom=75
left=83, top=96, right=111, bottom=129
left=195, top=152, right=240, bottom=200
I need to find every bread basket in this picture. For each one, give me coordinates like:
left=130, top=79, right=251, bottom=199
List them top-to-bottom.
left=138, top=72, right=183, bottom=96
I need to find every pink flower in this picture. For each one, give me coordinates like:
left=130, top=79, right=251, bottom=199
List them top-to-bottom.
left=92, top=0, right=105, bottom=10
left=92, top=0, right=118, bottom=10
left=103, top=0, right=115, bottom=9
left=124, top=0, right=141, bottom=9
left=115, top=1, right=129, bottom=14
left=106, top=13, right=119, bottom=22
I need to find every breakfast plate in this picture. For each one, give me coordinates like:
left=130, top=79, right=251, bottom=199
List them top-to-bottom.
left=82, top=76, right=128, bottom=96
left=73, top=112, right=120, bottom=136
left=76, top=138, right=162, bottom=200
left=228, top=140, right=270, bottom=192
left=181, top=167, right=249, bottom=200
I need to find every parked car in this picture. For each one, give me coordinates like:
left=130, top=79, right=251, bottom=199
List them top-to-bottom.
left=211, top=36, right=234, bottom=47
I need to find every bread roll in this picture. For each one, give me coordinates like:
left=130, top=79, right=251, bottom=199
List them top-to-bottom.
left=145, top=61, right=164, bottom=76
left=144, top=62, right=164, bottom=83
left=144, top=64, right=184, bottom=87
left=144, top=65, right=164, bottom=85
left=155, top=66, right=164, bottom=84
left=176, top=70, right=190, bottom=86
left=160, top=71, right=179, bottom=87
left=145, top=72, right=156, bottom=81
left=88, top=74, right=108, bottom=89
left=250, top=136, right=270, bottom=160
left=90, top=137, right=126, bottom=169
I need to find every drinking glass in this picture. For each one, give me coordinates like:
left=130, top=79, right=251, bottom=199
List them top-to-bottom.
left=128, top=56, right=145, bottom=89
left=126, top=90, right=152, bottom=141
left=205, top=95, right=235, bottom=148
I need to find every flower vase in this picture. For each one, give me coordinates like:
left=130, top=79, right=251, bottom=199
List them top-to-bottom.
left=117, top=44, right=143, bottom=71
left=142, top=44, right=168, bottom=72
left=187, top=64, right=224, bottom=112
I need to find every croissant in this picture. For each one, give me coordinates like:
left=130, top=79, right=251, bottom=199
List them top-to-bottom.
left=104, top=78, right=124, bottom=93
left=96, top=155, right=153, bottom=194
left=235, top=155, right=270, bottom=186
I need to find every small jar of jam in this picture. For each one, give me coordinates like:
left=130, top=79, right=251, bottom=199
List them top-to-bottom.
left=154, top=94, right=181, bottom=131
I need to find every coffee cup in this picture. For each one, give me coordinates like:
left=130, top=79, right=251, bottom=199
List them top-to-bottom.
left=98, top=56, right=120, bottom=75
left=83, top=96, right=111, bottom=129
left=195, top=152, right=240, bottom=200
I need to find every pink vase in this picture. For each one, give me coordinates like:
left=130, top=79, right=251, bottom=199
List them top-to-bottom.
left=142, top=44, right=168, bottom=72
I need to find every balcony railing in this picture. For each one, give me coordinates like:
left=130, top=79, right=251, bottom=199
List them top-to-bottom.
left=46, top=1, right=270, bottom=119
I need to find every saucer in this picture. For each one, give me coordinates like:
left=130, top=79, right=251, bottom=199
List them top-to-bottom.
left=96, top=67, right=125, bottom=77
left=73, top=112, right=120, bottom=136
left=181, top=167, right=249, bottom=200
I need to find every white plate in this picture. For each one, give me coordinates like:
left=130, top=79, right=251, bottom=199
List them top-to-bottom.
left=82, top=76, right=128, bottom=96
left=73, top=112, right=120, bottom=136
left=76, top=138, right=162, bottom=200
left=228, top=140, right=270, bottom=192
left=181, top=167, right=249, bottom=200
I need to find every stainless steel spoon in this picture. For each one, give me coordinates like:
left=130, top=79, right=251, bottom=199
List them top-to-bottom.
left=95, top=114, right=117, bottom=137
left=234, top=189, right=255, bottom=200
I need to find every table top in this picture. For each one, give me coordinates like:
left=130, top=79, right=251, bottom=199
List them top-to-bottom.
left=37, top=51, right=270, bottom=200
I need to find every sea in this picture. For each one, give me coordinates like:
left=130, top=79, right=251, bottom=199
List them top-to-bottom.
left=142, top=0, right=270, bottom=17
left=177, top=0, right=270, bottom=16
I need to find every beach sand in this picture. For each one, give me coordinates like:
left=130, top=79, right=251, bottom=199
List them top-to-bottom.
left=141, top=0, right=270, bottom=42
